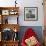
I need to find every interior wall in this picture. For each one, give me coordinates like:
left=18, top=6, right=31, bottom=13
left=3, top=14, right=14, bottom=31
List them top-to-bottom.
left=0, top=0, right=44, bottom=26
left=19, top=0, right=44, bottom=26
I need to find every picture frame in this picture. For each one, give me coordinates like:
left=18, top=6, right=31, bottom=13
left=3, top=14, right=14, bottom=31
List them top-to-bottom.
left=24, top=7, right=38, bottom=21
left=2, top=10, right=9, bottom=15
left=9, top=10, right=18, bottom=15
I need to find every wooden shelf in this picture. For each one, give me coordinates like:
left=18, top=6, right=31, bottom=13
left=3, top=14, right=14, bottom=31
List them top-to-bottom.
left=0, top=7, right=19, bottom=46
left=0, top=7, right=19, bottom=15
left=0, top=7, right=19, bottom=10
left=0, top=24, right=20, bottom=32
left=1, top=40, right=19, bottom=46
left=2, top=40, right=19, bottom=42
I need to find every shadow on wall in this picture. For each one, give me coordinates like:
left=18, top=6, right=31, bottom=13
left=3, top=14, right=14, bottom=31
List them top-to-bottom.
left=18, top=26, right=43, bottom=44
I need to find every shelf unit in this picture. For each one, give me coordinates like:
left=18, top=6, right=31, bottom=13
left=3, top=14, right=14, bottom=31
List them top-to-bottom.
left=0, top=7, right=19, bottom=46
left=0, top=7, right=19, bottom=24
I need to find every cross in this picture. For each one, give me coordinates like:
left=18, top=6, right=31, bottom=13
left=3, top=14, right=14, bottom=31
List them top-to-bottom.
left=15, top=0, right=17, bottom=7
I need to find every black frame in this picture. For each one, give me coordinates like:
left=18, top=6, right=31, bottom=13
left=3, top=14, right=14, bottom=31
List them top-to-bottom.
left=24, top=7, right=38, bottom=21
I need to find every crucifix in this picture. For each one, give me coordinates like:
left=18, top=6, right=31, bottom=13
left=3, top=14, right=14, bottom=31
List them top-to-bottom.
left=15, top=0, right=17, bottom=7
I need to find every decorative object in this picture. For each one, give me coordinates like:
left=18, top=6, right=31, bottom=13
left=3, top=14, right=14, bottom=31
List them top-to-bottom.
left=15, top=0, right=17, bottom=7
left=24, top=7, right=38, bottom=21
left=2, top=10, right=9, bottom=15
left=9, top=10, right=18, bottom=15
left=2, top=16, right=8, bottom=24
left=5, top=18, right=8, bottom=24
left=2, top=28, right=13, bottom=41
left=14, top=28, right=17, bottom=32
left=13, top=32, right=18, bottom=41
left=25, top=36, right=38, bottom=46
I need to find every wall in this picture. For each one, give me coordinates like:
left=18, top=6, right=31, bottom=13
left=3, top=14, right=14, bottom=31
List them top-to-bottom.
left=0, top=0, right=44, bottom=26
left=19, top=0, right=44, bottom=26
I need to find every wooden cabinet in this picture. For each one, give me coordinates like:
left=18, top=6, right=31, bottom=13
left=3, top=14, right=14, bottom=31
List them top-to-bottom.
left=0, top=7, right=19, bottom=46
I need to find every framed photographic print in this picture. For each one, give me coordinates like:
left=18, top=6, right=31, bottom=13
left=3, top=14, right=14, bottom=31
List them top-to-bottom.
left=24, top=7, right=38, bottom=21
left=9, top=9, right=18, bottom=15
left=2, top=10, right=9, bottom=15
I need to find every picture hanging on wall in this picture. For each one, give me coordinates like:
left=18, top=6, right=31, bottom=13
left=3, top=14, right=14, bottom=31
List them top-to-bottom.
left=24, top=7, right=38, bottom=21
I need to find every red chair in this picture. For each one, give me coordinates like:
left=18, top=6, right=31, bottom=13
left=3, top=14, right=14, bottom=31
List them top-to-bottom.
left=21, top=28, right=41, bottom=46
